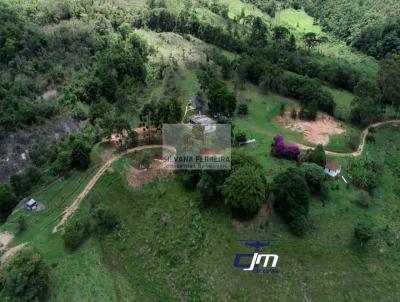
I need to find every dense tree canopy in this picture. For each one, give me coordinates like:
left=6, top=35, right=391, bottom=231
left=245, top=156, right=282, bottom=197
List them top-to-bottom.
left=221, top=164, right=266, bottom=217
left=272, top=167, right=310, bottom=236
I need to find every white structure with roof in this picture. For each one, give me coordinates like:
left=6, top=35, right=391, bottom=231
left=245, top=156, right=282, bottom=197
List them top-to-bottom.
left=188, top=114, right=216, bottom=134
left=324, top=160, right=341, bottom=178
left=26, top=198, right=37, bottom=210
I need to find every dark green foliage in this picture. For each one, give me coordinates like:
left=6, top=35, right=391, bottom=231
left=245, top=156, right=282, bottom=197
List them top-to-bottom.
left=304, top=0, right=400, bottom=52
left=354, top=17, right=400, bottom=59
left=379, top=56, right=400, bottom=107
left=207, top=79, right=237, bottom=117
left=350, top=79, right=381, bottom=126
left=166, top=98, right=183, bottom=123
left=237, top=103, right=248, bottom=115
left=291, top=107, right=297, bottom=119
left=129, top=130, right=139, bottom=148
left=235, top=131, right=247, bottom=144
left=346, top=133, right=360, bottom=151
left=366, top=133, right=376, bottom=143
left=70, top=138, right=91, bottom=170
left=308, top=144, right=326, bottom=167
left=302, top=163, right=326, bottom=193
left=221, top=165, right=266, bottom=217
left=272, top=167, right=310, bottom=237
left=181, top=170, right=201, bottom=190
left=196, top=172, right=217, bottom=204
left=0, top=183, right=17, bottom=221
left=352, top=190, right=371, bottom=208
left=91, top=207, right=119, bottom=233
left=62, top=219, right=91, bottom=251
left=354, top=219, right=374, bottom=246
left=0, top=247, right=49, bottom=302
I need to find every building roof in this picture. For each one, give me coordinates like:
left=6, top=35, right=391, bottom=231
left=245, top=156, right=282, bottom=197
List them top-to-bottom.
left=189, top=114, right=215, bottom=125
left=325, top=160, right=341, bottom=171
left=26, top=198, right=37, bottom=207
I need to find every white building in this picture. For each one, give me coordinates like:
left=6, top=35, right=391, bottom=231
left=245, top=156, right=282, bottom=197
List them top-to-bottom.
left=188, top=114, right=216, bottom=134
left=324, top=160, right=341, bottom=178
left=25, top=198, right=37, bottom=211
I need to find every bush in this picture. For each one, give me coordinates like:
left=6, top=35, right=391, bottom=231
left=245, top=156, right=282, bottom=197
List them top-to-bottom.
left=237, top=103, right=248, bottom=115
left=235, top=131, right=247, bottom=144
left=348, top=133, right=360, bottom=151
left=366, top=133, right=375, bottom=143
left=271, top=134, right=300, bottom=160
left=308, top=144, right=326, bottom=167
left=302, top=163, right=326, bottom=193
left=221, top=165, right=266, bottom=217
left=272, top=167, right=310, bottom=237
left=0, top=183, right=17, bottom=221
left=352, top=190, right=371, bottom=208
left=91, top=207, right=119, bottom=233
left=62, top=219, right=90, bottom=251
left=354, top=220, right=374, bottom=246
left=0, top=247, right=49, bottom=302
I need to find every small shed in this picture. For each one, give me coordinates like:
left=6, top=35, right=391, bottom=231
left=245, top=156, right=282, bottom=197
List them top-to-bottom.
left=324, top=160, right=341, bottom=178
left=25, top=198, right=37, bottom=211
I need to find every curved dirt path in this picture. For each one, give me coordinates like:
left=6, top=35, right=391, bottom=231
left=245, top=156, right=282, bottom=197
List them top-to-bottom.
left=295, top=120, right=400, bottom=157
left=53, top=145, right=175, bottom=233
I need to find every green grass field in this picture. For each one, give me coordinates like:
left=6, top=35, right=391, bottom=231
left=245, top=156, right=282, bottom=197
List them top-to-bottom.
left=3, top=122, right=400, bottom=301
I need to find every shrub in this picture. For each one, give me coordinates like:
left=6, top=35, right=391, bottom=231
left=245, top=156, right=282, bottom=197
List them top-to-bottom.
left=237, top=103, right=248, bottom=115
left=291, top=107, right=297, bottom=119
left=235, top=131, right=247, bottom=144
left=348, top=133, right=360, bottom=151
left=366, top=133, right=375, bottom=143
left=271, top=134, right=300, bottom=160
left=308, top=144, right=326, bottom=167
left=302, top=163, right=326, bottom=193
left=221, top=165, right=266, bottom=217
left=272, top=167, right=310, bottom=237
left=0, top=183, right=17, bottom=221
left=352, top=190, right=371, bottom=208
left=91, top=207, right=119, bottom=233
left=62, top=219, right=90, bottom=251
left=354, top=220, right=374, bottom=246
left=0, top=247, right=49, bottom=302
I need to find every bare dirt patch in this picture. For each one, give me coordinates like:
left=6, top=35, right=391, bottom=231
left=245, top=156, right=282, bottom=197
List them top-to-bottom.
left=276, top=112, right=346, bottom=146
left=126, top=159, right=173, bottom=188
left=0, top=232, right=14, bottom=251
left=1, top=243, right=27, bottom=264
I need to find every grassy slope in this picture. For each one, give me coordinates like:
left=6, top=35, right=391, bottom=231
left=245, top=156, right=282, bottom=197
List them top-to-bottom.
left=2, top=2, right=397, bottom=301
left=272, top=8, right=379, bottom=78
left=33, top=124, right=398, bottom=301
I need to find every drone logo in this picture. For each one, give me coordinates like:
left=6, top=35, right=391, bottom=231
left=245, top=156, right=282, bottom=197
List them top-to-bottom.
left=233, top=240, right=279, bottom=273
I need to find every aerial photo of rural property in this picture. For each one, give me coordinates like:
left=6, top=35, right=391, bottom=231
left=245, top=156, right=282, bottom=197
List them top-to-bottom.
left=0, top=0, right=400, bottom=301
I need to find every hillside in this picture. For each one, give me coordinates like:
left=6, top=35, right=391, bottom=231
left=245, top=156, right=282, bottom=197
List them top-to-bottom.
left=0, top=0, right=400, bottom=301
left=302, top=0, right=400, bottom=58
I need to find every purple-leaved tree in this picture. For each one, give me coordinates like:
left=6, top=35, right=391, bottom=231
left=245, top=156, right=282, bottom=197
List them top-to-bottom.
left=271, top=134, right=300, bottom=160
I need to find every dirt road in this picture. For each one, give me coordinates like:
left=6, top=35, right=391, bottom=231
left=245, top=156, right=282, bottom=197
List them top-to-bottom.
left=295, top=120, right=400, bottom=157
left=53, top=145, right=175, bottom=233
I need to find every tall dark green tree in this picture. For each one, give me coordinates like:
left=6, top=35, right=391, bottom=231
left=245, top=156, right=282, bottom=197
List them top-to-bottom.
left=272, top=167, right=310, bottom=237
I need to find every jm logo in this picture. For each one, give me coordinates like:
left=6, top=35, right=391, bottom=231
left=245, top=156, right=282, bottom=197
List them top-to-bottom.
left=233, top=240, right=279, bottom=273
